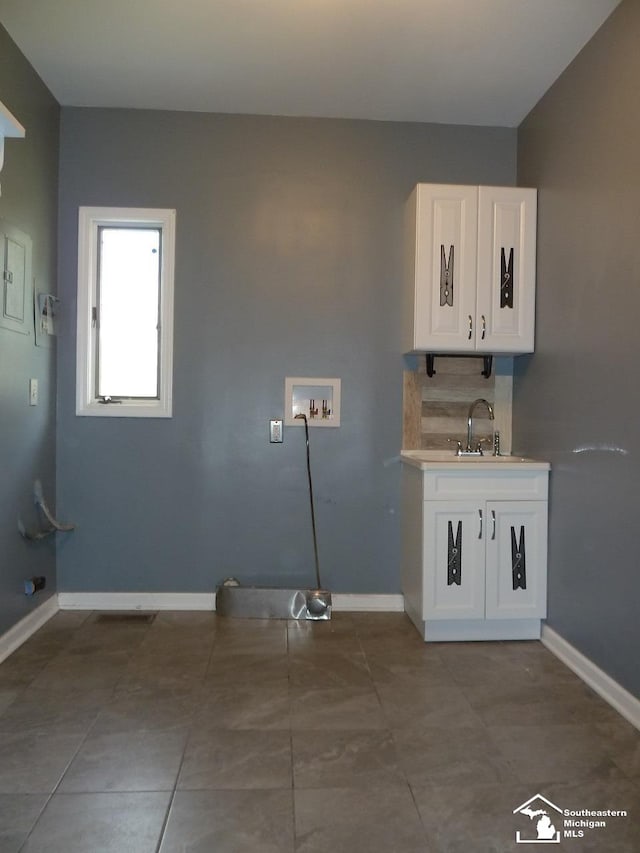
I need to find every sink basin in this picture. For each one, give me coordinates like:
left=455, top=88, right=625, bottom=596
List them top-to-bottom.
left=400, top=450, right=550, bottom=470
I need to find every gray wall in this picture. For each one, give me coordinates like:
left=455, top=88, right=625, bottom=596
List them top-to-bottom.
left=515, top=0, right=640, bottom=697
left=0, top=26, right=59, bottom=634
left=57, top=110, right=515, bottom=594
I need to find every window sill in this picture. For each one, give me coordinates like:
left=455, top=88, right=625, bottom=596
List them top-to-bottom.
left=76, top=399, right=172, bottom=418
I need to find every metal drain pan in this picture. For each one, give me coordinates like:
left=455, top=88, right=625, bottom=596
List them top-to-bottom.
left=216, top=585, right=331, bottom=621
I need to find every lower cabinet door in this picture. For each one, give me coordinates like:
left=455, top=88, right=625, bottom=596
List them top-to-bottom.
left=484, top=501, right=547, bottom=620
left=424, top=502, right=485, bottom=620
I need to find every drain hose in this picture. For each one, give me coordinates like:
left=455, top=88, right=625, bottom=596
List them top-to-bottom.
left=295, top=413, right=322, bottom=591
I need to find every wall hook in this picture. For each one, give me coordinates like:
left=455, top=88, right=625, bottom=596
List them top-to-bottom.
left=425, top=353, right=493, bottom=378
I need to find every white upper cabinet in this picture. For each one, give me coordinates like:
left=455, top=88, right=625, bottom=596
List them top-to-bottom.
left=0, top=100, right=25, bottom=195
left=404, top=183, right=537, bottom=354
left=477, top=186, right=537, bottom=353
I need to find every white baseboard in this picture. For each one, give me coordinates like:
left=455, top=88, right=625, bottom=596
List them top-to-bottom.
left=57, top=591, right=406, bottom=613
left=58, top=592, right=216, bottom=611
left=332, top=594, right=405, bottom=612
left=0, top=596, right=59, bottom=664
left=541, top=625, right=640, bottom=731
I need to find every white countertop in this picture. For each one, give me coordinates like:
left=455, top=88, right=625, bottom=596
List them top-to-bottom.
left=400, top=450, right=551, bottom=471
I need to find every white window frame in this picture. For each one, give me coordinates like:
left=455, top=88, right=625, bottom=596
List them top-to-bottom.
left=76, top=206, right=175, bottom=417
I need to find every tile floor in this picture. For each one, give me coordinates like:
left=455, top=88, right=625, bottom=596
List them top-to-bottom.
left=0, top=610, right=638, bottom=852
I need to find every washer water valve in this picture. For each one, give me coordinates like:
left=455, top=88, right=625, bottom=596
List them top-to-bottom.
left=24, top=576, right=46, bottom=596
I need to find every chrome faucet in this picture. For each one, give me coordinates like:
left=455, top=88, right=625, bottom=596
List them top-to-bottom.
left=466, top=398, right=495, bottom=454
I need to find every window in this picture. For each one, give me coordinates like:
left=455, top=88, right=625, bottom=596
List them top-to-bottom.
left=76, top=207, right=175, bottom=417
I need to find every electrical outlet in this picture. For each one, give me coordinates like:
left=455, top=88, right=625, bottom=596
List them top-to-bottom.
left=29, top=378, right=38, bottom=406
left=269, top=419, right=283, bottom=443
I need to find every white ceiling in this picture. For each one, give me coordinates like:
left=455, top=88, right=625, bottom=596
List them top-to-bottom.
left=0, top=0, right=621, bottom=127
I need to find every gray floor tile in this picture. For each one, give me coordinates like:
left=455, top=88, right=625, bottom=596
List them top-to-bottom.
left=0, top=611, right=637, bottom=853
left=151, top=611, right=218, bottom=632
left=350, top=611, right=417, bottom=638
left=38, top=612, right=91, bottom=632
left=21, top=613, right=90, bottom=656
left=287, top=615, right=356, bottom=639
left=218, top=617, right=285, bottom=633
left=356, top=617, right=435, bottom=654
left=287, top=621, right=362, bottom=656
left=211, top=625, right=288, bottom=656
left=66, top=626, right=149, bottom=656
left=137, top=632, right=214, bottom=657
left=15, top=636, right=72, bottom=660
left=439, top=641, right=580, bottom=687
left=129, top=648, right=209, bottom=670
left=364, top=648, right=455, bottom=687
left=132, top=649, right=211, bottom=673
left=288, top=650, right=372, bottom=688
left=28, top=651, right=130, bottom=693
left=117, top=651, right=209, bottom=691
left=205, top=653, right=289, bottom=687
left=0, top=654, right=51, bottom=690
left=460, top=679, right=624, bottom=727
left=377, top=683, right=483, bottom=729
left=91, top=685, right=201, bottom=734
left=195, top=686, right=290, bottom=730
left=0, top=687, right=111, bottom=735
left=291, top=687, right=387, bottom=730
left=0, top=690, right=17, bottom=716
left=592, top=718, right=640, bottom=779
left=487, top=723, right=627, bottom=785
left=393, top=725, right=518, bottom=787
left=58, top=728, right=188, bottom=792
left=178, top=729, right=292, bottom=790
left=292, top=729, right=405, bottom=789
left=0, top=731, right=85, bottom=794
left=413, top=782, right=536, bottom=853
left=294, top=786, right=427, bottom=853
left=159, top=789, right=295, bottom=852
left=20, top=792, right=170, bottom=853
left=0, top=795, right=48, bottom=853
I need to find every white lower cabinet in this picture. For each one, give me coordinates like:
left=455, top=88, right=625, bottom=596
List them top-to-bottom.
left=401, top=462, right=549, bottom=641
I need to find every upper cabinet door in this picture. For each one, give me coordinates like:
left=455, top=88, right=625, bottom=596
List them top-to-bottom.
left=406, top=184, right=478, bottom=353
left=476, top=186, right=537, bottom=353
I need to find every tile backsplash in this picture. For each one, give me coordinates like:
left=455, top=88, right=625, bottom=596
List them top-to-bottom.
left=402, top=356, right=512, bottom=453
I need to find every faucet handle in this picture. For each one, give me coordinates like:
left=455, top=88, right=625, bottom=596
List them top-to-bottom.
left=447, top=438, right=464, bottom=456
left=475, top=438, right=492, bottom=455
